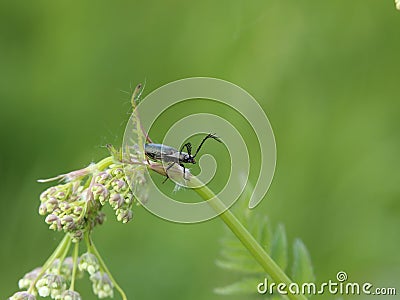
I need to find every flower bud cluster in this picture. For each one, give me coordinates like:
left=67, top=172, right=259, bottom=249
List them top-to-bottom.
left=39, top=164, right=136, bottom=241
left=94, top=165, right=135, bottom=224
left=39, top=183, right=86, bottom=242
left=78, top=252, right=114, bottom=298
left=78, top=252, right=99, bottom=275
left=12, top=256, right=87, bottom=300
left=48, top=258, right=83, bottom=282
left=18, top=268, right=42, bottom=290
left=90, top=272, right=114, bottom=299
left=36, top=273, right=66, bottom=299
left=60, top=290, right=81, bottom=300
left=9, top=291, right=36, bottom=300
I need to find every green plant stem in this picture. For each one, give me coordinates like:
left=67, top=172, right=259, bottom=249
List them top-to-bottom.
left=97, top=156, right=115, bottom=170
left=189, top=177, right=307, bottom=300
left=85, top=231, right=127, bottom=300
left=28, top=234, right=72, bottom=293
left=57, top=235, right=72, bottom=274
left=70, top=241, right=80, bottom=291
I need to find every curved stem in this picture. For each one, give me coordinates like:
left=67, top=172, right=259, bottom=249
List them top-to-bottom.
left=96, top=156, right=115, bottom=170
left=189, top=177, right=307, bottom=300
left=85, top=231, right=127, bottom=300
left=28, top=234, right=72, bottom=293
left=57, top=236, right=72, bottom=274
left=70, top=242, right=80, bottom=291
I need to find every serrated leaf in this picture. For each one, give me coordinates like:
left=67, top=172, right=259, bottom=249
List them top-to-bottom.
left=215, top=191, right=315, bottom=298
left=247, top=214, right=265, bottom=242
left=259, top=216, right=272, bottom=253
left=270, top=224, right=288, bottom=271
left=219, top=237, right=247, bottom=250
left=291, top=239, right=315, bottom=283
left=219, top=247, right=252, bottom=262
left=216, top=259, right=264, bottom=274
left=214, top=277, right=261, bottom=295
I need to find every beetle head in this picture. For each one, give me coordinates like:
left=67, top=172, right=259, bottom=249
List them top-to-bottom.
left=184, top=154, right=196, bottom=164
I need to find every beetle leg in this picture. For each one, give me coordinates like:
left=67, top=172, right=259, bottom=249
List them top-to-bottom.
left=162, top=162, right=175, bottom=184
left=163, top=162, right=189, bottom=181
left=165, top=162, right=175, bottom=172
left=179, top=163, right=189, bottom=180
left=162, top=175, right=169, bottom=184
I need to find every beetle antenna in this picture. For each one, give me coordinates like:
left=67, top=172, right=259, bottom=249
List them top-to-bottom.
left=192, top=133, right=222, bottom=158
left=180, top=142, right=192, bottom=156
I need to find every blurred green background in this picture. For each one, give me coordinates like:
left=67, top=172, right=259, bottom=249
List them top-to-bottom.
left=1, top=1, right=399, bottom=299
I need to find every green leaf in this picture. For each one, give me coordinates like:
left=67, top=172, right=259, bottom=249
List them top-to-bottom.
left=215, top=192, right=315, bottom=299
left=259, top=216, right=272, bottom=253
left=270, top=224, right=288, bottom=271
left=291, top=239, right=315, bottom=283
left=219, top=246, right=253, bottom=262
left=216, top=259, right=264, bottom=274
left=214, top=277, right=262, bottom=295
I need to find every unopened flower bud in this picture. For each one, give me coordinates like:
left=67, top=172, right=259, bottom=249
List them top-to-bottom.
left=111, top=168, right=123, bottom=177
left=95, top=172, right=110, bottom=184
left=111, top=179, right=127, bottom=192
left=91, top=184, right=109, bottom=205
left=40, top=187, right=57, bottom=202
left=55, top=191, right=66, bottom=200
left=109, top=193, right=124, bottom=209
left=124, top=193, right=133, bottom=206
left=43, top=197, right=59, bottom=213
left=59, top=201, right=71, bottom=211
left=38, top=203, right=47, bottom=215
left=73, top=206, right=83, bottom=215
left=116, top=209, right=133, bottom=223
left=95, top=212, right=106, bottom=225
left=45, top=214, right=59, bottom=224
left=61, top=215, right=76, bottom=230
left=71, top=230, right=83, bottom=243
left=78, top=253, right=99, bottom=275
left=18, top=267, right=41, bottom=289
left=90, top=272, right=114, bottom=298
left=36, top=274, right=66, bottom=299
left=61, top=290, right=81, bottom=300
left=8, top=291, right=36, bottom=300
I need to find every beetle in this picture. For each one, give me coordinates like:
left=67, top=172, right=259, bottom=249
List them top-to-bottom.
left=144, top=133, right=222, bottom=181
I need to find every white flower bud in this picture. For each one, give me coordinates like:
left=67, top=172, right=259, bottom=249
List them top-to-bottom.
left=78, top=253, right=99, bottom=275
left=8, top=291, right=36, bottom=300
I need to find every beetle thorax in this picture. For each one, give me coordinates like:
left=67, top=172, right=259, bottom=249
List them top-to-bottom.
left=179, top=152, right=189, bottom=161
left=180, top=152, right=196, bottom=164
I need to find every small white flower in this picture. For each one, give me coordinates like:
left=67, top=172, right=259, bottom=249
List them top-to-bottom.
left=38, top=286, right=50, bottom=297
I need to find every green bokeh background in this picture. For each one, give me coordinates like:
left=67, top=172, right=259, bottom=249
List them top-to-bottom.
left=1, top=1, right=399, bottom=299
